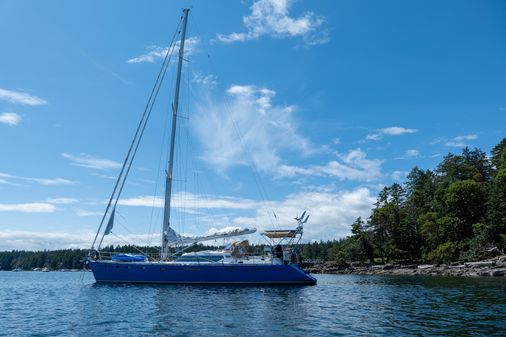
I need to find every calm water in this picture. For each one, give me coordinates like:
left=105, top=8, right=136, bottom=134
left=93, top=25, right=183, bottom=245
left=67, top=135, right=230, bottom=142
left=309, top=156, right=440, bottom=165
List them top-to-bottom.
left=0, top=272, right=504, bottom=336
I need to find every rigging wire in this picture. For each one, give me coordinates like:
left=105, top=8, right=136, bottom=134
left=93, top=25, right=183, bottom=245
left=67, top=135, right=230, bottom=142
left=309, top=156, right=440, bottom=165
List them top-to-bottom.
left=97, top=10, right=284, bottom=253
left=188, top=10, right=280, bottom=232
left=185, top=11, right=234, bottom=234
left=94, top=15, right=183, bottom=251
left=171, top=17, right=226, bottom=242
left=145, top=48, right=177, bottom=248
left=182, top=54, right=192, bottom=239
left=199, top=55, right=280, bottom=231
left=179, top=59, right=194, bottom=239
left=172, top=64, right=192, bottom=241
left=210, top=72, right=280, bottom=230
left=184, top=84, right=233, bottom=233
left=110, top=212, right=160, bottom=260
left=109, top=232, right=157, bottom=261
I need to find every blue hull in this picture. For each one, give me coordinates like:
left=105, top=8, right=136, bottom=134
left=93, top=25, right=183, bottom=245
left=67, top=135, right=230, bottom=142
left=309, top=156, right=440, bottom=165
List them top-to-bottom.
left=89, top=260, right=316, bottom=285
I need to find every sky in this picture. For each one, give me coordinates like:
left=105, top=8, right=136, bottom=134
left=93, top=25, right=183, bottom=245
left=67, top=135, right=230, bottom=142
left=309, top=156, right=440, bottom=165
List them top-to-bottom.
left=0, top=0, right=505, bottom=251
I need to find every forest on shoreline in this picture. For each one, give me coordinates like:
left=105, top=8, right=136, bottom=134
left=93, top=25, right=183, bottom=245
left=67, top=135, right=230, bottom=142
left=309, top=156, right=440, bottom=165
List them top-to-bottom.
left=305, top=138, right=506, bottom=265
left=1, top=139, right=505, bottom=271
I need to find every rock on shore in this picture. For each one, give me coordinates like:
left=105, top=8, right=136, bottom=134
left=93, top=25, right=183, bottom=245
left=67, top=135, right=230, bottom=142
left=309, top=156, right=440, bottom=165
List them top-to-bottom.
left=305, top=255, right=506, bottom=277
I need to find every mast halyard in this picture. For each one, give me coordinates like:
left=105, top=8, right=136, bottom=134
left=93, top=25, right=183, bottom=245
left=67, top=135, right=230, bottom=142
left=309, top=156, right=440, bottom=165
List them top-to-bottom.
left=161, top=9, right=190, bottom=260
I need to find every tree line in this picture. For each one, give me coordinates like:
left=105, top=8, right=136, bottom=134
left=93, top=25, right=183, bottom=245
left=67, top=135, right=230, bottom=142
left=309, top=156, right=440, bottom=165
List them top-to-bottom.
left=303, top=138, right=506, bottom=264
left=2, top=139, right=505, bottom=269
left=0, top=244, right=268, bottom=270
left=0, top=249, right=86, bottom=270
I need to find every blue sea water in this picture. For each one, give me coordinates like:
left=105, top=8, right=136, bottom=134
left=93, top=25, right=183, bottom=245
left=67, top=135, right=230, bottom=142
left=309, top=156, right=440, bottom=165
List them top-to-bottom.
left=0, top=272, right=504, bottom=336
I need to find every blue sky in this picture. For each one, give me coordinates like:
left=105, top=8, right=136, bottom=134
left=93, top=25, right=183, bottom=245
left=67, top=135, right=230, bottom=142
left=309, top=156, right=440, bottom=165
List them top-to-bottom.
left=0, top=0, right=505, bottom=250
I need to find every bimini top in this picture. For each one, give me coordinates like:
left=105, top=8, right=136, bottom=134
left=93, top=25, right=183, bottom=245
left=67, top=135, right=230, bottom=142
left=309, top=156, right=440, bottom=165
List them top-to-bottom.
left=262, top=230, right=298, bottom=238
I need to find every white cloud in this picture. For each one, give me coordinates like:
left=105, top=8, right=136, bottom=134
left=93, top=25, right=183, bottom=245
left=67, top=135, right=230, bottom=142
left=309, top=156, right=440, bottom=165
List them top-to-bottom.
left=216, top=0, right=329, bottom=45
left=127, top=37, right=200, bottom=64
left=128, top=46, right=165, bottom=64
left=192, top=72, right=218, bottom=88
left=193, top=84, right=315, bottom=173
left=227, top=85, right=277, bottom=113
left=227, top=85, right=255, bottom=96
left=0, top=88, right=47, bottom=105
left=0, top=112, right=21, bottom=126
left=367, top=126, right=418, bottom=141
left=380, top=127, right=417, bottom=135
left=366, top=133, right=383, bottom=141
left=445, top=134, right=478, bottom=147
left=430, top=137, right=444, bottom=145
left=278, top=148, right=383, bottom=181
left=394, top=149, right=420, bottom=160
left=405, top=149, right=419, bottom=157
left=61, top=153, right=121, bottom=170
left=391, top=170, right=408, bottom=181
left=0, top=172, right=77, bottom=186
left=90, top=172, right=117, bottom=180
left=0, top=173, right=13, bottom=181
left=27, top=177, right=77, bottom=185
left=0, top=186, right=378, bottom=249
left=119, top=187, right=376, bottom=242
left=233, top=187, right=375, bottom=241
left=118, top=193, right=259, bottom=210
left=117, top=195, right=163, bottom=208
left=46, top=198, right=79, bottom=205
left=0, top=203, right=56, bottom=213
left=75, top=209, right=103, bottom=217
left=204, top=226, right=244, bottom=236
left=0, top=230, right=153, bottom=251
left=0, top=230, right=89, bottom=250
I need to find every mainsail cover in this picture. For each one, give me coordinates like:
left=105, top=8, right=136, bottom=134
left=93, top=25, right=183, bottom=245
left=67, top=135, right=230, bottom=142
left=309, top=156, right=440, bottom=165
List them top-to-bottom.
left=167, top=227, right=256, bottom=247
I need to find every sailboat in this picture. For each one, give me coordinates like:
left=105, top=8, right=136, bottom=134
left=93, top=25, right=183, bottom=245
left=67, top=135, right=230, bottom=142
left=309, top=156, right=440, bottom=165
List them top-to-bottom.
left=86, top=9, right=316, bottom=285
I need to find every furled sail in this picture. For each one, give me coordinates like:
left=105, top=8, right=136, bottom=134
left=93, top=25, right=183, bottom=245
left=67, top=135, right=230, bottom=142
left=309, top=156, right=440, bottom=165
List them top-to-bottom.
left=104, top=208, right=115, bottom=236
left=167, top=227, right=257, bottom=247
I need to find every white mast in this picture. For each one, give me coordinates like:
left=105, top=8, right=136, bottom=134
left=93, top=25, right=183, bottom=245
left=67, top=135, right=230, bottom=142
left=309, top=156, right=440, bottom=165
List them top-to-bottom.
left=161, top=8, right=189, bottom=260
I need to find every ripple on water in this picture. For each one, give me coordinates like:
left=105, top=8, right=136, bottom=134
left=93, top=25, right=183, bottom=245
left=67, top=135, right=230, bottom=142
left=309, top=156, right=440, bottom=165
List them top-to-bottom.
left=0, top=272, right=504, bottom=336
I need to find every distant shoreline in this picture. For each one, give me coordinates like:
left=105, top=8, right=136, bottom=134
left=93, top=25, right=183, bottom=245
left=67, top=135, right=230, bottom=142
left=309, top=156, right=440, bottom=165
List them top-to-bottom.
left=305, top=255, right=506, bottom=277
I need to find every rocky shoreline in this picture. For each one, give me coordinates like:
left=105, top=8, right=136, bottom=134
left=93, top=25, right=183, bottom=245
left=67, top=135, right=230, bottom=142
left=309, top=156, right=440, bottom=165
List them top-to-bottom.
left=305, top=255, right=506, bottom=277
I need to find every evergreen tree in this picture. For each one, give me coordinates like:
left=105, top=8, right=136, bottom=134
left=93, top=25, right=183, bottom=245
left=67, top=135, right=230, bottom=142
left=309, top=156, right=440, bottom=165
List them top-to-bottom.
left=487, top=139, right=506, bottom=248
